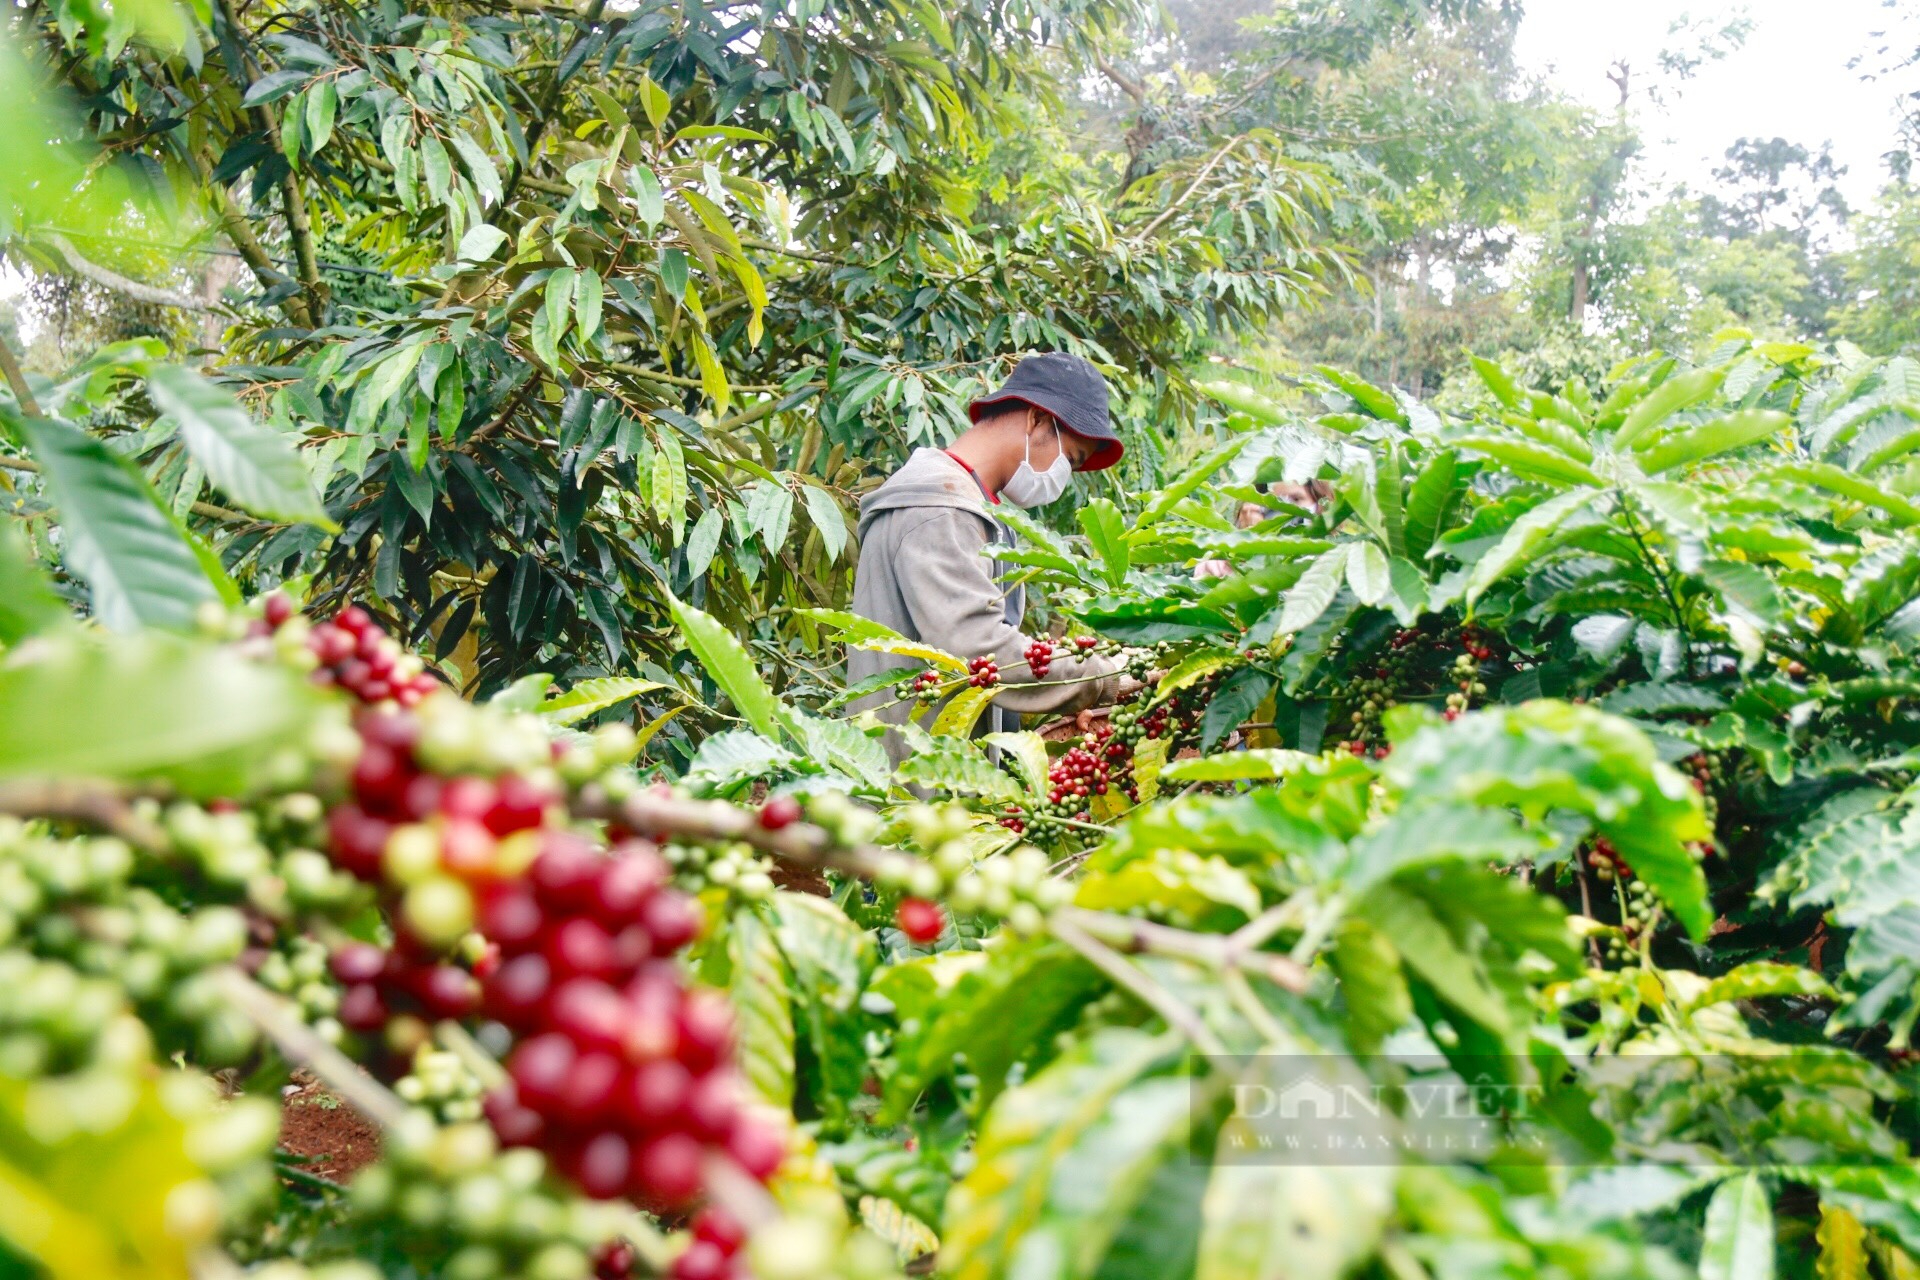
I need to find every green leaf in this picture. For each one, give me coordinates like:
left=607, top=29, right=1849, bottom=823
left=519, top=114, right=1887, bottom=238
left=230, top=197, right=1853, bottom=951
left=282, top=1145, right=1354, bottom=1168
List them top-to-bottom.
left=240, top=67, right=308, bottom=106
left=638, top=73, right=671, bottom=129
left=304, top=77, right=337, bottom=152
left=445, top=129, right=503, bottom=205
left=420, top=132, right=452, bottom=206
left=629, top=165, right=665, bottom=226
left=456, top=225, right=507, bottom=263
left=542, top=267, right=577, bottom=353
left=574, top=270, right=603, bottom=344
left=353, top=343, right=424, bottom=427
left=1472, top=356, right=1526, bottom=409
left=1317, top=365, right=1405, bottom=423
left=147, top=366, right=333, bottom=528
left=1611, top=367, right=1724, bottom=450
left=1197, top=379, right=1287, bottom=426
left=1639, top=409, right=1789, bottom=474
left=13, top=414, right=215, bottom=631
left=1456, top=434, right=1600, bottom=487
left=1138, top=438, right=1249, bottom=528
left=1403, top=448, right=1459, bottom=562
left=1776, top=461, right=1920, bottom=527
left=745, top=479, right=794, bottom=552
left=801, top=484, right=848, bottom=563
left=1465, top=489, right=1597, bottom=607
left=1079, top=498, right=1130, bottom=587
left=685, top=507, right=725, bottom=580
left=0, top=523, right=68, bottom=642
left=1345, top=541, right=1390, bottom=605
left=1277, top=545, right=1349, bottom=635
left=1700, top=560, right=1784, bottom=625
left=668, top=592, right=786, bottom=741
left=0, top=632, right=327, bottom=796
left=855, top=636, right=968, bottom=672
left=1150, top=647, right=1241, bottom=707
left=488, top=673, right=553, bottom=711
left=537, top=677, right=671, bottom=727
left=932, top=685, right=997, bottom=737
left=1385, top=701, right=1713, bottom=937
left=795, top=713, right=890, bottom=792
left=686, top=729, right=794, bottom=791
left=983, top=731, right=1051, bottom=796
left=896, top=740, right=1023, bottom=803
left=1160, top=749, right=1315, bottom=782
left=766, top=891, right=873, bottom=1123
left=724, top=907, right=796, bottom=1106
left=881, top=939, right=1102, bottom=1120
left=1690, top=962, right=1834, bottom=1010
left=942, top=1028, right=1181, bottom=1280
left=0, top=1069, right=235, bottom=1280
left=1195, top=1096, right=1394, bottom=1280
left=1700, top=1173, right=1775, bottom=1280
left=1818, top=1204, right=1869, bottom=1280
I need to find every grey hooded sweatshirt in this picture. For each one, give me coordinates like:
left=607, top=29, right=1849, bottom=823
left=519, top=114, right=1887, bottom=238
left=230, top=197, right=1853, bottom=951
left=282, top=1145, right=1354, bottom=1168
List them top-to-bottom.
left=849, top=447, right=1121, bottom=766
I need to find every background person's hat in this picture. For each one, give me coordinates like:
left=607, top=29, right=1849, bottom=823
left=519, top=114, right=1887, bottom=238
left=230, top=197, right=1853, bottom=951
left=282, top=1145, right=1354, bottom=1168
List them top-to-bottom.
left=968, top=352, right=1124, bottom=471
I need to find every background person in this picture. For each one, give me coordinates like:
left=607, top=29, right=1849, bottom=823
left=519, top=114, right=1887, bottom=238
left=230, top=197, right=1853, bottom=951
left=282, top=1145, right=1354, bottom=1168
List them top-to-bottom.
left=850, top=352, right=1136, bottom=764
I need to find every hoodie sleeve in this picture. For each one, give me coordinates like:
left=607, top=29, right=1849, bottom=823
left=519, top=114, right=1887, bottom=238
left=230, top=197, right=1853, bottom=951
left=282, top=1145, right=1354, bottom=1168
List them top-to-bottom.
left=888, top=508, right=1121, bottom=716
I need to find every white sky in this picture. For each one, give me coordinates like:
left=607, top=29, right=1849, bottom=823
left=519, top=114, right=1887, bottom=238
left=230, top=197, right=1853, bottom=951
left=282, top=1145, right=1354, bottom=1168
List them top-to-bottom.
left=1516, top=0, right=1918, bottom=211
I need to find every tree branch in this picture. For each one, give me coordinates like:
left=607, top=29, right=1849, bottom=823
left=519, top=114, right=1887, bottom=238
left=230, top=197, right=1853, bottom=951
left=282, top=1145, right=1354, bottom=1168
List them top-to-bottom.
left=213, top=0, right=326, bottom=322
left=495, top=0, right=612, bottom=214
left=1095, top=57, right=1146, bottom=104
left=1129, top=138, right=1244, bottom=243
left=192, top=149, right=314, bottom=328
left=35, top=234, right=215, bottom=313
left=0, top=333, right=44, bottom=418
left=0, top=453, right=258, bottom=524
left=0, top=778, right=169, bottom=851
left=216, top=968, right=409, bottom=1127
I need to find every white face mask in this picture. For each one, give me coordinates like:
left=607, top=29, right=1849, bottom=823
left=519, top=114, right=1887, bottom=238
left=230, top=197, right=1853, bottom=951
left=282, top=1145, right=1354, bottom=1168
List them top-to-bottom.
left=1000, top=421, right=1072, bottom=508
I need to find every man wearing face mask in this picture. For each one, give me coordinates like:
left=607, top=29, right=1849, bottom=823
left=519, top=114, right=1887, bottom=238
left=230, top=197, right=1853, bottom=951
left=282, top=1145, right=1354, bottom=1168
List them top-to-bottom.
left=849, top=352, right=1133, bottom=764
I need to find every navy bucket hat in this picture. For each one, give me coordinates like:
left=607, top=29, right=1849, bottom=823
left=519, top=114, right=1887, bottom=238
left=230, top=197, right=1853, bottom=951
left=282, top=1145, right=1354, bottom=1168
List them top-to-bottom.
left=968, top=352, right=1125, bottom=472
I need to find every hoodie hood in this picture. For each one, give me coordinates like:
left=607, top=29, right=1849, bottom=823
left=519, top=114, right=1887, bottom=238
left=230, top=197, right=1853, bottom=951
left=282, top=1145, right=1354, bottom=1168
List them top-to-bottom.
left=858, top=448, right=996, bottom=540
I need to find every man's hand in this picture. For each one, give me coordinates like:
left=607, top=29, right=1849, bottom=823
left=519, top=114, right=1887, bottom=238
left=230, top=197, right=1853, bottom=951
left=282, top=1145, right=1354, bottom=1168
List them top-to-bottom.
left=1193, top=558, right=1233, bottom=580
left=1115, top=673, right=1149, bottom=701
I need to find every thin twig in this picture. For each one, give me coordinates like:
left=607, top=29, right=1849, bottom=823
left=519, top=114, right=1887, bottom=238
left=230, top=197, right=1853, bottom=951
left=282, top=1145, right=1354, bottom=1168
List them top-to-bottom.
left=1130, top=138, right=1243, bottom=242
left=35, top=233, right=214, bottom=312
left=0, top=335, right=44, bottom=418
left=0, top=452, right=259, bottom=525
left=0, top=778, right=169, bottom=851
left=1052, top=914, right=1227, bottom=1055
left=217, top=968, right=409, bottom=1128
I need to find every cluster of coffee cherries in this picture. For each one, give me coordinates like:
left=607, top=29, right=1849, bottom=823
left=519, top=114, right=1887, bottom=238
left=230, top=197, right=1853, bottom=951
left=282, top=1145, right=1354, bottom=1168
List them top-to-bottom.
left=302, top=602, right=443, bottom=707
left=274, top=604, right=785, bottom=1272
left=1444, top=628, right=1496, bottom=719
left=1024, top=639, right=1055, bottom=680
left=966, top=655, right=1000, bottom=688
left=894, top=670, right=946, bottom=705
left=1107, top=702, right=1173, bottom=746
left=1000, top=737, right=1114, bottom=841
left=1682, top=752, right=1725, bottom=831
left=873, top=807, right=1068, bottom=938
left=0, top=818, right=279, bottom=1065
left=476, top=834, right=784, bottom=1214
left=1586, top=836, right=1659, bottom=964
left=660, top=840, right=776, bottom=902
left=330, top=933, right=483, bottom=1059
left=249, top=935, right=346, bottom=1046
left=395, top=1042, right=489, bottom=1123
left=346, top=1113, right=632, bottom=1280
